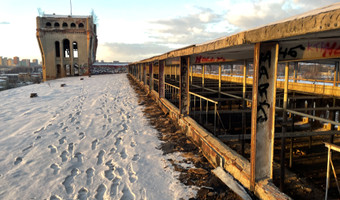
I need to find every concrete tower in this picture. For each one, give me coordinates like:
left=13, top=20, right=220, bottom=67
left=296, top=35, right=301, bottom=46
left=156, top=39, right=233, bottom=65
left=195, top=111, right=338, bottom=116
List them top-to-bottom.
left=36, top=14, right=97, bottom=81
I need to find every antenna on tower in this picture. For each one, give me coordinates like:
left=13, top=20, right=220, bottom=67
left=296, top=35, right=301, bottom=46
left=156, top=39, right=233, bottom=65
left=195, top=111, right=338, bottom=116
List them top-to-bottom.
left=70, top=0, right=72, bottom=16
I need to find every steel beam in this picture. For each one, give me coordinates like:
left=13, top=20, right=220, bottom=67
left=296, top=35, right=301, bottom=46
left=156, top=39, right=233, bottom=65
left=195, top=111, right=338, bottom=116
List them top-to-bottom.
left=250, top=43, right=279, bottom=191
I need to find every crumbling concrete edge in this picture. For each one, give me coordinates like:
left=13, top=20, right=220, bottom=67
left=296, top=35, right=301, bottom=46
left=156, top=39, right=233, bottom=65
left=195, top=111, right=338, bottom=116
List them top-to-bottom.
left=129, top=74, right=291, bottom=200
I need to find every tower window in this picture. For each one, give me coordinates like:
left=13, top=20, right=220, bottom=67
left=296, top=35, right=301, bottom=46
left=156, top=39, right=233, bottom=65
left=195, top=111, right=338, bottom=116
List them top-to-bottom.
left=46, top=22, right=51, bottom=27
left=54, top=22, right=60, bottom=27
left=62, top=22, right=68, bottom=27
left=71, top=23, right=76, bottom=28
left=79, top=23, right=84, bottom=28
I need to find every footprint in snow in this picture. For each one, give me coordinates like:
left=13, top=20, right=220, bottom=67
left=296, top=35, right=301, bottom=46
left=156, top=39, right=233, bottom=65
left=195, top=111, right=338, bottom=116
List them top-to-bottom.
left=102, top=125, right=106, bottom=130
left=105, top=130, right=113, bottom=137
left=79, top=132, right=85, bottom=140
left=59, top=136, right=66, bottom=145
left=114, top=137, right=122, bottom=146
left=92, top=139, right=98, bottom=150
left=68, top=143, right=74, bottom=156
left=48, top=145, right=58, bottom=154
left=120, top=148, right=128, bottom=159
left=60, top=150, right=69, bottom=162
left=97, top=150, right=105, bottom=165
left=75, top=152, right=83, bottom=163
left=132, top=154, right=140, bottom=161
left=14, top=157, right=23, bottom=165
left=104, top=160, right=116, bottom=181
left=50, top=163, right=61, bottom=175
left=62, top=168, right=80, bottom=194
left=86, top=168, right=95, bottom=185
left=110, top=177, right=121, bottom=197
left=95, top=183, right=107, bottom=200
left=121, top=184, right=136, bottom=200
left=77, top=187, right=88, bottom=200
left=50, top=195, right=62, bottom=200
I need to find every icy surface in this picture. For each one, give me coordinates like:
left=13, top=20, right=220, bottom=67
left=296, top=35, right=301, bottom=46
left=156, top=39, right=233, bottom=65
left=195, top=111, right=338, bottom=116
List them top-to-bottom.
left=0, top=74, right=197, bottom=200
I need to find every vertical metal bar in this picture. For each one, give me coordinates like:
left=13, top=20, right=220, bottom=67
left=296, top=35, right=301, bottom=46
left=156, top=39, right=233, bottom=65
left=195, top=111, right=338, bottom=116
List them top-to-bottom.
left=159, top=60, right=165, bottom=98
left=242, top=60, right=247, bottom=156
left=280, top=62, right=289, bottom=191
left=294, top=62, right=298, bottom=83
left=190, top=64, right=193, bottom=85
left=219, top=64, right=222, bottom=98
left=202, top=65, right=205, bottom=91
left=194, top=96, right=196, bottom=118
left=200, top=98, right=202, bottom=123
left=206, top=100, right=208, bottom=126
left=325, top=147, right=331, bottom=200
left=330, top=158, right=340, bottom=195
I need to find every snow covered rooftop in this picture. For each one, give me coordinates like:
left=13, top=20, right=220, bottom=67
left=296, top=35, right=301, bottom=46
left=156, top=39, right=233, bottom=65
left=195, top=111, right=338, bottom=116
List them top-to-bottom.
left=0, top=74, right=197, bottom=199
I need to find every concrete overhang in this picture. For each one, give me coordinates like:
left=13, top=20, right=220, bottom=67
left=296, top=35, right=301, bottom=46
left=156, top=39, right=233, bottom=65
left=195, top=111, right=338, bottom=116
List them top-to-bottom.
left=131, top=2, right=340, bottom=65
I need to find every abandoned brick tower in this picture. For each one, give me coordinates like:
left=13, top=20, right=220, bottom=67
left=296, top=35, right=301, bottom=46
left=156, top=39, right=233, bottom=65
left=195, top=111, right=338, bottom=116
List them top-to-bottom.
left=36, top=14, right=97, bottom=81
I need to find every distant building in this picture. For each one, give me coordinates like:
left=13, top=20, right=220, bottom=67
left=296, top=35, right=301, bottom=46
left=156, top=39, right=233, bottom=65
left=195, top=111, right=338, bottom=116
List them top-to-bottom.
left=36, top=14, right=98, bottom=81
left=0, top=56, right=3, bottom=66
left=2, top=57, right=7, bottom=66
left=13, top=57, right=19, bottom=66
left=7, top=59, right=13, bottom=66
left=21, top=59, right=31, bottom=67
left=32, top=59, right=39, bottom=66
left=90, top=62, right=129, bottom=74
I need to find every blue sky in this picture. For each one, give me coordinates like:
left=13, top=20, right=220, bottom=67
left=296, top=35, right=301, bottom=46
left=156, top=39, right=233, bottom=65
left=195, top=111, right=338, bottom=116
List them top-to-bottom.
left=0, top=0, right=339, bottom=62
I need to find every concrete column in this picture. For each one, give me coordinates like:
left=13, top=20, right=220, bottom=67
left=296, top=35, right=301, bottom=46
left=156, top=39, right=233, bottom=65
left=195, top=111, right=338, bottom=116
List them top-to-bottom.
left=60, top=40, right=65, bottom=77
left=250, top=43, right=279, bottom=191
left=179, top=56, right=190, bottom=115
left=159, top=60, right=165, bottom=98
left=143, top=63, right=147, bottom=86
left=149, top=63, right=154, bottom=91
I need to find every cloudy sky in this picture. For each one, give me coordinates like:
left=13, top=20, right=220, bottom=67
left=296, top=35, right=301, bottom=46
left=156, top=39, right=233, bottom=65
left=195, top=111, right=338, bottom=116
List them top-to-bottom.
left=0, top=0, right=339, bottom=62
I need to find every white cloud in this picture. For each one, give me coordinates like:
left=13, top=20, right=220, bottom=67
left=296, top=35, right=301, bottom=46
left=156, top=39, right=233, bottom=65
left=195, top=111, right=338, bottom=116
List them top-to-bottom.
left=97, top=43, right=174, bottom=62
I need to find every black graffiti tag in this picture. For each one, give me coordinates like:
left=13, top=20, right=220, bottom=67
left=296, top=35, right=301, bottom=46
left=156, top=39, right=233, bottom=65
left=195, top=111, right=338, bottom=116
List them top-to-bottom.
left=279, top=44, right=306, bottom=59
left=257, top=50, right=272, bottom=124
left=257, top=100, right=270, bottom=123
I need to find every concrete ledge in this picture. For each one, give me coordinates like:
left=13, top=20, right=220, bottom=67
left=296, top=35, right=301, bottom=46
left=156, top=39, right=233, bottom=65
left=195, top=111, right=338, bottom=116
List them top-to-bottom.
left=128, top=74, right=290, bottom=200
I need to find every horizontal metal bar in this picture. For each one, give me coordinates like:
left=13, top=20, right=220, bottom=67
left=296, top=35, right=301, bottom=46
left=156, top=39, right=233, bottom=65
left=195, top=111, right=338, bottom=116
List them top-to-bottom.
left=286, top=109, right=340, bottom=126
left=325, top=142, right=340, bottom=152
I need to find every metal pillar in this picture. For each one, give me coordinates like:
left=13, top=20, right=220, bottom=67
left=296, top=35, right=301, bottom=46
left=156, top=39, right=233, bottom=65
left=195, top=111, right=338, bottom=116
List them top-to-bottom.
left=250, top=43, right=279, bottom=191
left=179, top=56, right=190, bottom=115
left=159, top=60, right=165, bottom=98
left=242, top=60, right=248, bottom=156
left=280, top=62, right=289, bottom=191
left=149, top=63, right=154, bottom=91
left=190, top=64, right=193, bottom=85
left=219, top=64, right=222, bottom=98
left=202, top=65, right=205, bottom=90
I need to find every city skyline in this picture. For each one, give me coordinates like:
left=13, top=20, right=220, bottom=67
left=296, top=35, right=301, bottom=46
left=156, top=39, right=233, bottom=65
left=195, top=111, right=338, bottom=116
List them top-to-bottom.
left=1, top=0, right=339, bottom=62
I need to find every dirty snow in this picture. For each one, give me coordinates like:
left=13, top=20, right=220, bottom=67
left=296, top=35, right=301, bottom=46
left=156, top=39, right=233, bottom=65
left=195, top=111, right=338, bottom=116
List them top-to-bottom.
left=0, top=74, right=197, bottom=200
